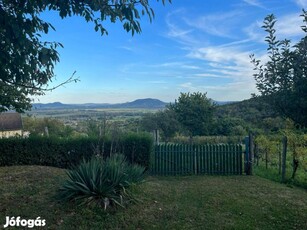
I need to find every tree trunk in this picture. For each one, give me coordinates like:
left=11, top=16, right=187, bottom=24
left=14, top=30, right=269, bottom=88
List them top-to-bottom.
left=281, top=136, right=287, bottom=183
left=291, top=158, right=299, bottom=179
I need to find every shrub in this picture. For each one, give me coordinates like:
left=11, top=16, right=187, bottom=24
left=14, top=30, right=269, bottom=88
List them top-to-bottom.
left=121, top=132, right=153, bottom=168
left=0, top=133, right=153, bottom=168
left=171, top=135, right=245, bottom=144
left=57, top=154, right=145, bottom=209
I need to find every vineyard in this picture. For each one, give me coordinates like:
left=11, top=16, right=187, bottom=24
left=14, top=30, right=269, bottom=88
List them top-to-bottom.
left=253, top=131, right=307, bottom=188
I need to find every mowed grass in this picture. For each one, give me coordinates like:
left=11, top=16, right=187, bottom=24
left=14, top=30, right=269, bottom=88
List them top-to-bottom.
left=0, top=166, right=307, bottom=230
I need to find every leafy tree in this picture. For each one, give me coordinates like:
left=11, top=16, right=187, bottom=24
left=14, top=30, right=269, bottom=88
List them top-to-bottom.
left=0, top=0, right=170, bottom=112
left=251, top=10, right=307, bottom=127
left=169, top=92, right=216, bottom=138
left=140, top=109, right=180, bottom=142
left=156, top=109, right=180, bottom=142
left=140, top=112, right=159, bottom=131
left=23, top=117, right=74, bottom=137
left=213, top=117, right=247, bottom=136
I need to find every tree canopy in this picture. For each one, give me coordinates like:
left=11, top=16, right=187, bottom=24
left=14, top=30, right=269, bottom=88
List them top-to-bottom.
left=0, top=0, right=170, bottom=112
left=251, top=10, right=307, bottom=127
left=168, top=92, right=215, bottom=137
left=141, top=109, right=180, bottom=142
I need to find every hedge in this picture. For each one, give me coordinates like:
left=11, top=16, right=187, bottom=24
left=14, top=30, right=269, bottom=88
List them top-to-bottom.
left=0, top=133, right=153, bottom=169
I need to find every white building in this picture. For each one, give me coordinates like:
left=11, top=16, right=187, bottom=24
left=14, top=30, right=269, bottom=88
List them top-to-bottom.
left=0, top=112, right=23, bottom=138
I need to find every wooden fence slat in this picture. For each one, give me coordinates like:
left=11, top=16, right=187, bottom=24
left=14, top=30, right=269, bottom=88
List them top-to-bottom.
left=175, top=144, right=179, bottom=175
left=238, top=144, right=243, bottom=175
left=206, top=145, right=209, bottom=174
left=209, top=145, right=213, bottom=174
left=216, top=145, right=219, bottom=174
left=223, top=145, right=226, bottom=174
left=225, top=145, right=229, bottom=174
left=230, top=145, right=234, bottom=174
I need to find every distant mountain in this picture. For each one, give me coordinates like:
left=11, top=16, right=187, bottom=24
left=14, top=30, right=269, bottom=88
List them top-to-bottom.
left=32, top=98, right=167, bottom=110
left=115, top=98, right=167, bottom=109
left=32, top=102, right=72, bottom=109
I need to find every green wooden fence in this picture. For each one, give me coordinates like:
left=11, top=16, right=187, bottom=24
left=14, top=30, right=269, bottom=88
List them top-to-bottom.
left=151, top=144, right=243, bottom=175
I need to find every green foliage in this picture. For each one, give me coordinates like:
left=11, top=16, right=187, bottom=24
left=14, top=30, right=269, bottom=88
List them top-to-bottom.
left=0, top=0, right=170, bottom=112
left=251, top=10, right=307, bottom=127
left=169, top=92, right=215, bottom=137
left=216, top=97, right=283, bottom=133
left=141, top=109, right=180, bottom=142
left=155, top=109, right=180, bottom=142
left=141, top=112, right=159, bottom=131
left=23, top=117, right=74, bottom=137
left=212, top=117, right=247, bottom=136
left=282, top=129, right=307, bottom=180
left=121, top=132, right=153, bottom=168
left=254, top=132, right=307, bottom=188
left=0, top=134, right=153, bottom=168
left=172, top=135, right=245, bottom=145
left=254, top=135, right=280, bottom=169
left=57, top=154, right=145, bottom=209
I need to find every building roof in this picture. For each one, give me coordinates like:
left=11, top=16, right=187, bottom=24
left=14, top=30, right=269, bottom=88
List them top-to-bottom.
left=0, top=112, right=23, bottom=131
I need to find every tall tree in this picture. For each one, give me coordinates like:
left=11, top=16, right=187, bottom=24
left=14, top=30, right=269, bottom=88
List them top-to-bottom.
left=0, top=0, right=170, bottom=112
left=251, top=10, right=307, bottom=127
left=169, top=92, right=215, bottom=138
left=141, top=109, right=180, bottom=142
left=156, top=109, right=180, bottom=142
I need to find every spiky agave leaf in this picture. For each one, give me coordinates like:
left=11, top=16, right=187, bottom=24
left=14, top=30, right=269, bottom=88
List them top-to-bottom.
left=57, top=154, right=145, bottom=209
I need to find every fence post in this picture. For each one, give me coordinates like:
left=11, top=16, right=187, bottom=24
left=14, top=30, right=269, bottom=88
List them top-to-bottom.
left=153, top=129, right=159, bottom=145
left=249, top=133, right=254, bottom=175
left=245, top=134, right=254, bottom=175
left=244, top=136, right=250, bottom=175
left=281, top=136, right=287, bottom=183
left=194, top=146, right=197, bottom=175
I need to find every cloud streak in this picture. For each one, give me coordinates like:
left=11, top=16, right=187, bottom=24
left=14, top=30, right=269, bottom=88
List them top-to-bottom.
left=243, top=0, right=265, bottom=8
left=294, top=0, right=307, bottom=8
left=163, top=8, right=262, bottom=100
left=183, top=10, right=245, bottom=39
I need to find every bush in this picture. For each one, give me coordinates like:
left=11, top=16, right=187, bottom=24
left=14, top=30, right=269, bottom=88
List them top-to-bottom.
left=121, top=132, right=153, bottom=168
left=0, top=133, right=153, bottom=168
left=171, top=135, right=245, bottom=144
left=57, top=154, right=145, bottom=209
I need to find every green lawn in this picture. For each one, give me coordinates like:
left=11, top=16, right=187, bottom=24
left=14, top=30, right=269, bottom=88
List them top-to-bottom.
left=0, top=166, right=307, bottom=229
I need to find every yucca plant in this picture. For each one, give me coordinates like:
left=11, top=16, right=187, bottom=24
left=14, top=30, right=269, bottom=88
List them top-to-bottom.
left=57, top=154, right=145, bottom=209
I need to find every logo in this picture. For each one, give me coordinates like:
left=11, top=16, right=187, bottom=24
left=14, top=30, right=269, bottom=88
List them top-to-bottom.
left=3, top=216, right=46, bottom=228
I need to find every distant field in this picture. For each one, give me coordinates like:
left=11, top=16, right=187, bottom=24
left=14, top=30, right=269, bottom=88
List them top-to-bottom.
left=24, top=108, right=158, bottom=121
left=1, top=166, right=307, bottom=229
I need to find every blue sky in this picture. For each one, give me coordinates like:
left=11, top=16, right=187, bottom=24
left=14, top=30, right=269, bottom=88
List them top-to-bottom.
left=36, top=0, right=307, bottom=104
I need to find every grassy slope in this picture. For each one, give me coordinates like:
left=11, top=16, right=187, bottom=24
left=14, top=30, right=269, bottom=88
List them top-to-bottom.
left=0, top=166, right=306, bottom=230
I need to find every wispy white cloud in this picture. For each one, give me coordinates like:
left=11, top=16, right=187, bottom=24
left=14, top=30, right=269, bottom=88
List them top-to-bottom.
left=243, top=0, right=265, bottom=8
left=294, top=0, right=307, bottom=8
left=163, top=3, right=305, bottom=101
left=163, top=8, right=260, bottom=100
left=165, top=9, right=199, bottom=46
left=183, top=10, right=244, bottom=39
left=244, top=12, right=305, bottom=44
left=276, top=13, right=305, bottom=38
left=244, top=21, right=265, bottom=43
left=118, top=46, right=134, bottom=52
left=150, top=62, right=201, bottom=70
left=181, top=65, right=200, bottom=70
left=193, top=73, right=231, bottom=79
left=146, top=80, right=168, bottom=84
left=175, top=80, right=256, bottom=101
left=205, top=81, right=256, bottom=101
left=178, top=82, right=198, bottom=91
